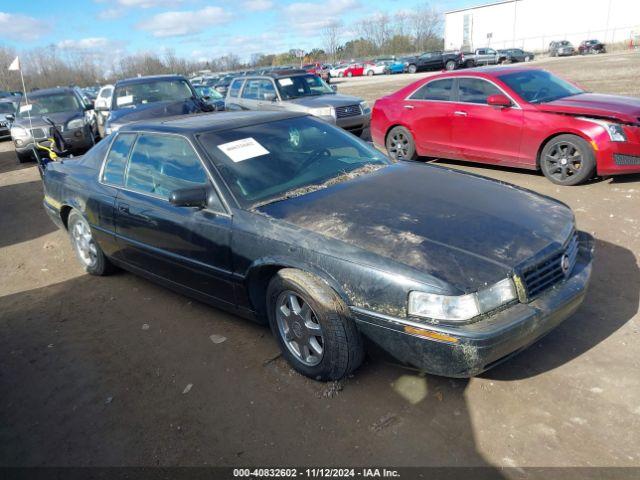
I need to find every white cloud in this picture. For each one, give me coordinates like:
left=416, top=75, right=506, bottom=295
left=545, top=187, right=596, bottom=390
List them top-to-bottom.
left=116, top=0, right=183, bottom=7
left=244, top=0, right=273, bottom=11
left=284, top=0, right=360, bottom=33
left=137, top=6, right=232, bottom=37
left=97, top=8, right=126, bottom=20
left=0, top=12, right=45, bottom=42
left=57, top=37, right=111, bottom=49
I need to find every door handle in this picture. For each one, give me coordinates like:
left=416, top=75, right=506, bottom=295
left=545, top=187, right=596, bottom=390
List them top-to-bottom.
left=403, top=105, right=414, bottom=110
left=453, top=111, right=468, bottom=116
left=118, top=203, right=130, bottom=214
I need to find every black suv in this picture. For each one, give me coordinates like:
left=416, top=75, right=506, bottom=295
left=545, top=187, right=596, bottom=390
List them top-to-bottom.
left=404, top=51, right=463, bottom=73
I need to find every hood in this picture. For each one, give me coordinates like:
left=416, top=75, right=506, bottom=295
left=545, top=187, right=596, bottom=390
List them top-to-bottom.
left=287, top=93, right=363, bottom=108
left=535, top=93, right=640, bottom=124
left=108, top=98, right=205, bottom=126
left=14, top=111, right=82, bottom=129
left=259, top=163, right=574, bottom=292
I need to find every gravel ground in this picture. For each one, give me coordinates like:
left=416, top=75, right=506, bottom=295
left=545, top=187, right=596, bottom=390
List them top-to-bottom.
left=0, top=51, right=639, bottom=471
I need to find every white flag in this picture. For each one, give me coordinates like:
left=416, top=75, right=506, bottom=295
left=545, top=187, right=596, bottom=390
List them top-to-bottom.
left=8, top=56, right=20, bottom=71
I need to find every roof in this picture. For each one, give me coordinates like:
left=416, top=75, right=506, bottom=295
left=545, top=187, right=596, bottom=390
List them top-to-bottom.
left=445, top=0, right=518, bottom=15
left=447, top=65, right=538, bottom=75
left=265, top=69, right=310, bottom=78
left=115, top=74, right=187, bottom=86
left=119, top=110, right=307, bottom=135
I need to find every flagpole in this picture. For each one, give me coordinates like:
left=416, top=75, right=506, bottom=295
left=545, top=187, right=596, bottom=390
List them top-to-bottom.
left=18, top=66, right=34, bottom=135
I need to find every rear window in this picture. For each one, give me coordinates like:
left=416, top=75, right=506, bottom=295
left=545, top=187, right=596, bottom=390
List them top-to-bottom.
left=457, top=78, right=501, bottom=104
left=229, top=79, right=244, bottom=98
left=409, top=79, right=453, bottom=101
left=102, top=133, right=136, bottom=186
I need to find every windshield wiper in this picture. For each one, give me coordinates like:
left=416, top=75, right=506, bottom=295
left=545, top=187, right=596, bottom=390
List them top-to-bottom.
left=252, top=163, right=385, bottom=209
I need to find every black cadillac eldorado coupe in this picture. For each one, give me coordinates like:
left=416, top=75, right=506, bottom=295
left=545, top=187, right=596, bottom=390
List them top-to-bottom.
left=41, top=111, right=594, bottom=380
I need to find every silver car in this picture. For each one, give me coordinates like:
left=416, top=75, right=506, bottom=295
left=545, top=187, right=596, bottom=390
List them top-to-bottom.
left=225, top=70, right=370, bottom=137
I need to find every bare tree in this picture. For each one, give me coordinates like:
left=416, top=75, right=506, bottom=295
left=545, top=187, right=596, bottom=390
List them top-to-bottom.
left=411, top=3, right=444, bottom=52
left=322, top=21, right=343, bottom=63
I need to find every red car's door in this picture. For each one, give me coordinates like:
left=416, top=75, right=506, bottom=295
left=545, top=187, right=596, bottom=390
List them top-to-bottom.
left=450, top=77, right=525, bottom=166
left=401, top=78, right=456, bottom=157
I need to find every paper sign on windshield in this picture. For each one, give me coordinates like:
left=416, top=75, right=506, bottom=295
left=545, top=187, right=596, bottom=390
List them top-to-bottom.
left=278, top=78, right=293, bottom=86
left=116, top=95, right=133, bottom=106
left=19, top=104, right=32, bottom=113
left=217, top=137, right=269, bottom=163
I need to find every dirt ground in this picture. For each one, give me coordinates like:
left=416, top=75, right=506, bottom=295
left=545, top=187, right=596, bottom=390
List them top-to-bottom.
left=1, top=51, right=639, bottom=472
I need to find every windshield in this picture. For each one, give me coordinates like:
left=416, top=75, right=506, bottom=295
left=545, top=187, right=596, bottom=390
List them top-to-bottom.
left=498, top=70, right=584, bottom=104
left=276, top=75, right=334, bottom=100
left=112, top=79, right=193, bottom=108
left=18, top=92, right=81, bottom=117
left=0, top=103, right=15, bottom=114
left=198, top=116, right=391, bottom=208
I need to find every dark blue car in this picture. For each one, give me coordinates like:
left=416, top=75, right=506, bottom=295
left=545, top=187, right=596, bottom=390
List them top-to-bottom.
left=104, top=74, right=213, bottom=135
left=41, top=111, right=593, bottom=381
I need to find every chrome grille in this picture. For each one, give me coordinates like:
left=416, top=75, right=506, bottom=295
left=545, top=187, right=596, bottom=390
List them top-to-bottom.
left=335, top=104, right=362, bottom=118
left=614, top=154, right=640, bottom=166
left=521, top=234, right=579, bottom=299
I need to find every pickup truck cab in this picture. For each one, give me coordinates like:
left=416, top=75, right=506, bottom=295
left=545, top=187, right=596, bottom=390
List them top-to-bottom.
left=461, top=48, right=500, bottom=67
left=405, top=51, right=462, bottom=74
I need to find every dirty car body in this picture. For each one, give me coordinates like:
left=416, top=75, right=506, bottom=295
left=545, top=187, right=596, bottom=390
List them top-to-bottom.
left=41, top=111, right=593, bottom=377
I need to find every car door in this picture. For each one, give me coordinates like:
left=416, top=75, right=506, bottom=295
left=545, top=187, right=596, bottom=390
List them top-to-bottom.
left=449, top=77, right=525, bottom=166
left=225, top=78, right=245, bottom=110
left=237, top=78, right=264, bottom=111
left=401, top=78, right=455, bottom=157
left=114, top=133, right=235, bottom=304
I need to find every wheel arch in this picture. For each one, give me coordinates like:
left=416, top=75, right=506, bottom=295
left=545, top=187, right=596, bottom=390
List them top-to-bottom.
left=244, top=258, right=350, bottom=320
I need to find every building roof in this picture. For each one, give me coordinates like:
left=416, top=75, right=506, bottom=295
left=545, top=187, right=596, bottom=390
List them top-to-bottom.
left=445, top=0, right=518, bottom=15
left=119, top=111, right=306, bottom=135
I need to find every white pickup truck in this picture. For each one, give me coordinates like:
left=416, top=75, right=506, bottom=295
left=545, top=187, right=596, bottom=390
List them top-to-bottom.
left=461, top=48, right=500, bottom=68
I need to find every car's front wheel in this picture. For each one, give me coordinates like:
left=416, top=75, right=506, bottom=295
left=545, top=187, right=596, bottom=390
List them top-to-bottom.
left=445, top=60, right=456, bottom=70
left=407, top=64, right=417, bottom=74
left=366, top=70, right=374, bottom=76
left=385, top=126, right=417, bottom=161
left=540, top=134, right=596, bottom=186
left=16, top=150, right=33, bottom=164
left=68, top=210, right=114, bottom=275
left=267, top=269, right=364, bottom=381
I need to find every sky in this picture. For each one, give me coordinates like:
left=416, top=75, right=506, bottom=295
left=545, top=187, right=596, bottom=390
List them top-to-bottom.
left=0, top=0, right=480, bottom=62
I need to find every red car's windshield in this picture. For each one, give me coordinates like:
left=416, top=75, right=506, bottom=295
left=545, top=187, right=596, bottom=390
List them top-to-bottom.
left=498, top=70, right=584, bottom=104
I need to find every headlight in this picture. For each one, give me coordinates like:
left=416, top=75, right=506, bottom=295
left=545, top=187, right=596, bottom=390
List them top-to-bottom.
left=360, top=101, right=370, bottom=114
left=309, top=106, right=334, bottom=117
left=579, top=117, right=627, bottom=142
left=67, top=118, right=86, bottom=129
left=10, top=126, right=29, bottom=138
left=408, top=278, right=517, bottom=322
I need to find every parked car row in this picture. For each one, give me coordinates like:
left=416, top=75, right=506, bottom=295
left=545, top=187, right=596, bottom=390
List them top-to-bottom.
left=549, top=39, right=606, bottom=57
left=11, top=62, right=638, bottom=383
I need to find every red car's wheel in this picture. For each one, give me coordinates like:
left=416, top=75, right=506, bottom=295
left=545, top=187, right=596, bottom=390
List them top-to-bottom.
left=385, top=126, right=417, bottom=161
left=540, top=134, right=596, bottom=186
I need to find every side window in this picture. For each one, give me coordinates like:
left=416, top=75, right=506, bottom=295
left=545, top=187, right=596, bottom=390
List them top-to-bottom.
left=409, top=78, right=453, bottom=101
left=457, top=78, right=502, bottom=104
left=229, top=79, right=243, bottom=98
left=241, top=79, right=270, bottom=100
left=258, top=80, right=276, bottom=100
left=100, top=87, right=112, bottom=98
left=102, top=133, right=136, bottom=185
left=125, top=134, right=208, bottom=199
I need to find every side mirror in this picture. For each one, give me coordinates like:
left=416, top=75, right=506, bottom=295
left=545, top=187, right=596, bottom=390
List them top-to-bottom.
left=331, top=85, right=338, bottom=92
left=487, top=94, right=512, bottom=108
left=203, top=95, right=211, bottom=101
left=84, top=104, right=93, bottom=111
left=94, top=104, right=109, bottom=112
left=5, top=114, right=14, bottom=122
left=169, top=186, right=207, bottom=208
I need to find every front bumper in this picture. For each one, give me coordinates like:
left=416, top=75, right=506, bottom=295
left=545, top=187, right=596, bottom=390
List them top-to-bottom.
left=315, top=112, right=371, bottom=133
left=14, top=127, right=94, bottom=155
left=594, top=127, right=640, bottom=176
left=351, top=232, right=594, bottom=377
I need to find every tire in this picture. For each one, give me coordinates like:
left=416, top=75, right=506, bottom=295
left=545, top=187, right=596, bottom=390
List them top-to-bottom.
left=445, top=60, right=456, bottom=71
left=465, top=60, right=475, bottom=68
left=407, top=64, right=417, bottom=74
left=367, top=70, right=374, bottom=76
left=347, top=72, right=353, bottom=77
left=385, top=126, right=417, bottom=161
left=539, top=134, right=596, bottom=186
left=16, top=150, right=33, bottom=163
left=67, top=210, right=114, bottom=275
left=266, top=269, right=364, bottom=381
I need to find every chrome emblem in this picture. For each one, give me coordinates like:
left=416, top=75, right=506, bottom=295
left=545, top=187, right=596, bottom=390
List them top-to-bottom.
left=560, top=254, right=571, bottom=276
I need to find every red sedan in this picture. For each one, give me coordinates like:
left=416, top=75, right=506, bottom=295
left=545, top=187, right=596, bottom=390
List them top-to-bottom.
left=343, top=63, right=365, bottom=77
left=371, top=67, right=640, bottom=185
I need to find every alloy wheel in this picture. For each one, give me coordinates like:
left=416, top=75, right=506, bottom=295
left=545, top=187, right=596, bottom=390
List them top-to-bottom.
left=388, top=131, right=410, bottom=159
left=543, top=141, right=583, bottom=182
left=71, top=217, right=98, bottom=268
left=276, top=290, right=324, bottom=367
